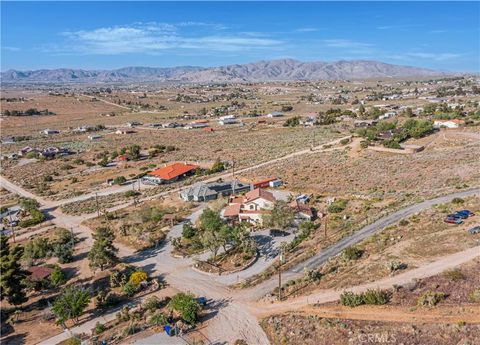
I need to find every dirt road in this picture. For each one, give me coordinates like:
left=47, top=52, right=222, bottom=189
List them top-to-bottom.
left=247, top=187, right=480, bottom=299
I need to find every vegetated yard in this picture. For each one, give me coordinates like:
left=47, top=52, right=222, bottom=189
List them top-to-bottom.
left=277, top=196, right=480, bottom=298
left=84, top=197, right=193, bottom=250
left=261, top=313, right=480, bottom=345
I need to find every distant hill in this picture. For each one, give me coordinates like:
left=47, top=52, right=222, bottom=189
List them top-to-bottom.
left=1, top=59, right=445, bottom=84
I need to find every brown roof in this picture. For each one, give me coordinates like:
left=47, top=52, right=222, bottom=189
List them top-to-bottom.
left=244, top=188, right=276, bottom=203
left=289, top=200, right=313, bottom=217
left=223, top=204, right=241, bottom=217
left=28, top=266, right=54, bottom=281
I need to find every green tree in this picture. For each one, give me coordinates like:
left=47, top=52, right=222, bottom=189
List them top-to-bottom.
left=127, top=145, right=141, bottom=160
left=209, top=159, right=225, bottom=173
left=19, top=198, right=40, bottom=211
left=263, top=201, right=295, bottom=229
left=182, top=223, right=196, bottom=239
left=88, top=228, right=118, bottom=271
left=0, top=236, right=29, bottom=306
left=53, top=243, right=74, bottom=264
left=52, top=286, right=91, bottom=324
left=169, top=292, right=200, bottom=324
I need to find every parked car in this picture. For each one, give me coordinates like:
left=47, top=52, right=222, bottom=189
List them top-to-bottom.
left=296, top=194, right=310, bottom=203
left=457, top=210, right=475, bottom=217
left=452, top=212, right=468, bottom=219
left=447, top=213, right=464, bottom=219
left=444, top=218, right=463, bottom=224
left=468, top=226, right=480, bottom=234
left=270, top=229, right=290, bottom=237
left=195, top=297, right=207, bottom=306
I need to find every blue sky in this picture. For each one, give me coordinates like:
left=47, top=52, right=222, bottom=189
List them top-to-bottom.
left=1, top=1, right=479, bottom=72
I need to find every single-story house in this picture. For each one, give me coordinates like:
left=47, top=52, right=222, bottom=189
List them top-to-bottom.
left=267, top=111, right=284, bottom=118
left=378, top=112, right=396, bottom=120
left=219, top=118, right=237, bottom=125
left=433, top=119, right=464, bottom=129
left=354, top=120, right=378, bottom=128
left=41, top=128, right=59, bottom=135
left=115, top=129, right=136, bottom=135
left=142, top=162, right=199, bottom=185
left=180, top=180, right=251, bottom=202
left=290, top=200, right=314, bottom=221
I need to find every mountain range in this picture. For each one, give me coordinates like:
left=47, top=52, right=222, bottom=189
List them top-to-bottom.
left=1, top=59, right=445, bottom=84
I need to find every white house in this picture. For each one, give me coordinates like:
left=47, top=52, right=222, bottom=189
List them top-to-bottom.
left=266, top=111, right=284, bottom=118
left=378, top=112, right=396, bottom=120
left=433, top=119, right=464, bottom=129
left=41, top=128, right=59, bottom=135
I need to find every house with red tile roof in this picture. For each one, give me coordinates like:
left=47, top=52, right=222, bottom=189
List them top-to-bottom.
left=142, top=162, right=199, bottom=185
left=221, top=188, right=276, bottom=227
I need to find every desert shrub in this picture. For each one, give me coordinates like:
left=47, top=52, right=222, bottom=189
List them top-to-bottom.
left=339, top=138, right=350, bottom=145
left=360, top=140, right=369, bottom=149
left=113, top=176, right=127, bottom=185
left=124, top=190, right=140, bottom=198
left=451, top=197, right=465, bottom=204
left=328, top=199, right=348, bottom=213
left=399, top=219, right=409, bottom=226
left=182, top=223, right=196, bottom=239
left=343, top=246, right=363, bottom=260
left=386, top=261, right=407, bottom=273
left=49, top=266, right=66, bottom=287
left=443, top=268, right=464, bottom=281
left=129, top=271, right=148, bottom=285
left=122, top=282, right=138, bottom=297
left=469, top=288, right=480, bottom=302
left=362, top=289, right=389, bottom=305
left=340, top=291, right=364, bottom=307
left=417, top=291, right=447, bottom=307
left=169, top=292, right=200, bottom=324
left=143, top=296, right=161, bottom=312
left=148, top=312, right=167, bottom=326
left=94, top=322, right=105, bottom=334
left=123, top=322, right=139, bottom=336
left=64, top=337, right=81, bottom=345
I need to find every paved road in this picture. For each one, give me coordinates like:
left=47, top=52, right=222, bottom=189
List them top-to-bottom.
left=248, top=187, right=480, bottom=299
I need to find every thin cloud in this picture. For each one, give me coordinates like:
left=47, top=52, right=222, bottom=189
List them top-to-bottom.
left=53, top=22, right=283, bottom=55
left=296, top=28, right=319, bottom=32
left=323, top=39, right=373, bottom=48
left=2, top=46, right=21, bottom=52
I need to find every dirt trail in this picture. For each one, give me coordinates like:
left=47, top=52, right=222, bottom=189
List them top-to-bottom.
left=248, top=245, right=480, bottom=316
left=270, top=304, right=480, bottom=324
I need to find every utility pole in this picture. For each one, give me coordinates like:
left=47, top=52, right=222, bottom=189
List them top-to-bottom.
left=311, top=128, right=315, bottom=150
left=231, top=158, right=236, bottom=195
left=95, top=192, right=100, bottom=217
left=9, top=212, right=16, bottom=243
left=324, top=212, right=328, bottom=240
left=70, top=227, right=75, bottom=248
left=278, top=248, right=284, bottom=301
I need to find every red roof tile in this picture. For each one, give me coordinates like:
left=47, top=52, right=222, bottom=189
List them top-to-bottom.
left=148, top=162, right=199, bottom=181
left=244, top=188, right=276, bottom=203
left=224, top=204, right=241, bottom=217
